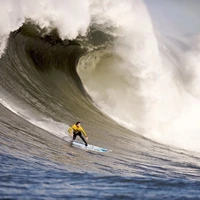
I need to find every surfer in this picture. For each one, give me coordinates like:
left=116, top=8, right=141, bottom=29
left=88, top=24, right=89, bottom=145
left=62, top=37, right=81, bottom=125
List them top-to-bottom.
left=68, top=122, right=88, bottom=146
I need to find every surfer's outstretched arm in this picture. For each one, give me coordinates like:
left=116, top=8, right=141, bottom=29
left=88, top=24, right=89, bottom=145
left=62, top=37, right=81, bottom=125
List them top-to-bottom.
left=68, top=125, right=74, bottom=137
left=80, top=127, right=88, bottom=140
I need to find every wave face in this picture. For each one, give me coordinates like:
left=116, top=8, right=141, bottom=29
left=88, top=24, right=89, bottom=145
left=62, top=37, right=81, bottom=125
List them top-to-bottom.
left=1, top=0, right=200, bottom=199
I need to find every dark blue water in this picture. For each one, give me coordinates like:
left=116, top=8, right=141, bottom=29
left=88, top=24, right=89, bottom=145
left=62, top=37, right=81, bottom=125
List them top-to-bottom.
left=1, top=153, right=200, bottom=200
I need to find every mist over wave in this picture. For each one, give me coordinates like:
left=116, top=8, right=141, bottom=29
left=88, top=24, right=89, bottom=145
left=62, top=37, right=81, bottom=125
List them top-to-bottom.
left=0, top=0, right=200, bottom=153
left=77, top=1, right=200, bottom=152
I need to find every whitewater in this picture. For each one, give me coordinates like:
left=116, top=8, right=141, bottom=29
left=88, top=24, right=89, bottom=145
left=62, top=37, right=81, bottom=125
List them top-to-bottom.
left=1, top=0, right=200, bottom=199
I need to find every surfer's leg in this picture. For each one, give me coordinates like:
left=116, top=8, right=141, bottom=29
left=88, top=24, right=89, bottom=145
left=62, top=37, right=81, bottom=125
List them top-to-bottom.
left=73, top=132, right=78, bottom=141
left=78, top=132, right=88, bottom=146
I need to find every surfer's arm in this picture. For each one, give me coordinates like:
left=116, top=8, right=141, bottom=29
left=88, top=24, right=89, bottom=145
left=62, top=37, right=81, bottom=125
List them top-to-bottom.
left=68, top=125, right=75, bottom=133
left=81, top=128, right=88, bottom=137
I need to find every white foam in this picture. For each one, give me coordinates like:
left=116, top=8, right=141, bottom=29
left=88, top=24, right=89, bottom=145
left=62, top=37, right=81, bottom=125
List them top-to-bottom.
left=0, top=0, right=92, bottom=57
left=77, top=1, right=200, bottom=153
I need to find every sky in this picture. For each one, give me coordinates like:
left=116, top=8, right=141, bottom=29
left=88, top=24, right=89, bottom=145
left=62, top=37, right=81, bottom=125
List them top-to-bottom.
left=144, top=0, right=200, bottom=35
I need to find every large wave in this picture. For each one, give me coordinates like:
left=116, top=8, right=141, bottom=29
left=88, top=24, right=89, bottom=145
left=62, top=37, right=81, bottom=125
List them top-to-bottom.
left=1, top=0, right=200, bottom=152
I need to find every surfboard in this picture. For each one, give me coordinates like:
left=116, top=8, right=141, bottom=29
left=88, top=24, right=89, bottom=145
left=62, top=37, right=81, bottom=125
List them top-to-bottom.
left=62, top=136, right=110, bottom=152
left=71, top=141, right=110, bottom=153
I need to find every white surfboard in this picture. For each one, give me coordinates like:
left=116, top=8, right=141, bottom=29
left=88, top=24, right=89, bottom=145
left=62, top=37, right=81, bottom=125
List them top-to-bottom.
left=62, top=136, right=111, bottom=152
left=72, top=141, right=110, bottom=153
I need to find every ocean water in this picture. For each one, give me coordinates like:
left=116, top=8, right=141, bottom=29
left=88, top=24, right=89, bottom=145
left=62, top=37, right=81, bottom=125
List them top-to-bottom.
left=1, top=0, right=200, bottom=199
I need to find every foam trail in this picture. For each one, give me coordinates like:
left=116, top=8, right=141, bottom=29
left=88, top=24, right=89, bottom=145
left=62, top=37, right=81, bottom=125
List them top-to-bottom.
left=0, top=93, right=69, bottom=139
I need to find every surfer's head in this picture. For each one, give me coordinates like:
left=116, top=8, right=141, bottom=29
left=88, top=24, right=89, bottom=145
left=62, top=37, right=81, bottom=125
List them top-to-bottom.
left=76, top=121, right=81, bottom=127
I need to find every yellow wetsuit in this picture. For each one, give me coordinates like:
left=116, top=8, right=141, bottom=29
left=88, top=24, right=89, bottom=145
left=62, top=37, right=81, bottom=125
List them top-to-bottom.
left=68, top=124, right=87, bottom=137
